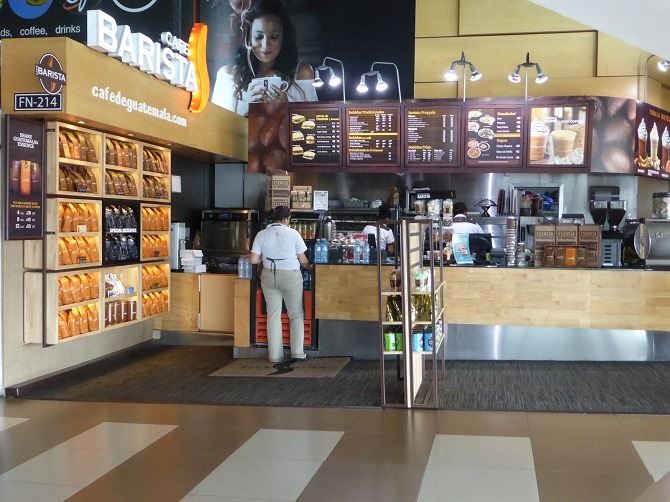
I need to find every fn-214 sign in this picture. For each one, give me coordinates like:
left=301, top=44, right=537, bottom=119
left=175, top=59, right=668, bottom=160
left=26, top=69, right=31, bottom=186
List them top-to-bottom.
left=14, top=93, right=62, bottom=111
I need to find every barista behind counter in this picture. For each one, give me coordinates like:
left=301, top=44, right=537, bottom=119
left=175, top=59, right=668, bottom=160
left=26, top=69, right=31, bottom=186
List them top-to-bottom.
left=362, top=208, right=395, bottom=257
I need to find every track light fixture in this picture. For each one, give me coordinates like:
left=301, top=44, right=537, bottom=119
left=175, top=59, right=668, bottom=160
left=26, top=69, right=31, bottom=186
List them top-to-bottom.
left=444, top=52, right=482, bottom=101
left=508, top=52, right=548, bottom=100
left=312, top=56, right=345, bottom=102
left=658, top=60, right=670, bottom=72
left=357, top=61, right=401, bottom=102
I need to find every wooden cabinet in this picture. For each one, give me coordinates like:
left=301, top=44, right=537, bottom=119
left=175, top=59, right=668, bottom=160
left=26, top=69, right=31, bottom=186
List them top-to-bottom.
left=23, top=121, right=173, bottom=345
left=48, top=122, right=103, bottom=197
left=103, top=133, right=140, bottom=199
left=141, top=144, right=171, bottom=202
left=140, top=203, right=170, bottom=261
left=379, top=219, right=445, bottom=409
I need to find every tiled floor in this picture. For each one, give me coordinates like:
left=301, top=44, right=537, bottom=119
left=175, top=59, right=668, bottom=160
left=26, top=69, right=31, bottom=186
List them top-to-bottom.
left=1, top=398, right=670, bottom=501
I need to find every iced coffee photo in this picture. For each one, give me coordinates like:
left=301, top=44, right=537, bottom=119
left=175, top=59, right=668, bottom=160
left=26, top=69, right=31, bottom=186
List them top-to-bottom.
left=527, top=104, right=588, bottom=166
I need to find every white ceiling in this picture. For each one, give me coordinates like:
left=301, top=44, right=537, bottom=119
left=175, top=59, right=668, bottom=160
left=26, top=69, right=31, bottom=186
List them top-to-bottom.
left=530, top=0, right=670, bottom=60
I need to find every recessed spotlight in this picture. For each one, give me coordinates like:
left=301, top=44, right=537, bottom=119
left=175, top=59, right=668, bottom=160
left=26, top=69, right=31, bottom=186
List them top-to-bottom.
left=77, top=120, right=85, bottom=124
left=127, top=133, right=134, bottom=137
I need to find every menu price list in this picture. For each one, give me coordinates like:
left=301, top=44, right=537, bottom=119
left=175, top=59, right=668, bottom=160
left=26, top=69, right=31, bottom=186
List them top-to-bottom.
left=405, top=107, right=458, bottom=165
left=464, top=107, right=522, bottom=167
left=290, top=108, right=342, bottom=166
left=347, top=108, right=400, bottom=166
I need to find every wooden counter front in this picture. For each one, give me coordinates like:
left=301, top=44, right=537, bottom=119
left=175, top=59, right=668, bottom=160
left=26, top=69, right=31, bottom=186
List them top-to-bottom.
left=314, top=265, right=670, bottom=331
left=315, top=265, right=394, bottom=321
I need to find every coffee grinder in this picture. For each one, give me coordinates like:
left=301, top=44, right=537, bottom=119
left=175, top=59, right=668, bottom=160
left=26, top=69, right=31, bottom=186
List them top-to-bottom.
left=588, top=186, right=624, bottom=267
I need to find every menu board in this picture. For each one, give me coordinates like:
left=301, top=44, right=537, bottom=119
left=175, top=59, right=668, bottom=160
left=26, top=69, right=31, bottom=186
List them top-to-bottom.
left=634, top=102, right=670, bottom=179
left=528, top=104, right=589, bottom=167
left=405, top=106, right=459, bottom=166
left=464, top=106, right=523, bottom=167
left=289, top=107, right=342, bottom=167
left=346, top=107, right=400, bottom=167
left=4, top=116, right=44, bottom=240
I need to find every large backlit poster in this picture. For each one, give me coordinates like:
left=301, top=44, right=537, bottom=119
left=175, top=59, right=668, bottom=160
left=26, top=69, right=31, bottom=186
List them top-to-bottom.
left=200, top=0, right=416, bottom=116
left=4, top=116, right=45, bottom=240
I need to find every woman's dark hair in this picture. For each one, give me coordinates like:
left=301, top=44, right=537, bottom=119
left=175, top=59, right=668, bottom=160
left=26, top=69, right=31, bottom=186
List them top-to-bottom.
left=232, top=0, right=301, bottom=100
left=453, top=202, right=468, bottom=215
left=272, top=205, right=291, bottom=220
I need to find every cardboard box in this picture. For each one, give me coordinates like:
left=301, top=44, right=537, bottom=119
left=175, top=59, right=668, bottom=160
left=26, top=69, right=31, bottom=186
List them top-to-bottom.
left=268, top=175, right=291, bottom=190
left=268, top=188, right=290, bottom=199
left=267, top=196, right=290, bottom=210
left=555, top=224, right=578, bottom=246
left=578, top=224, right=602, bottom=268
left=533, top=225, right=555, bottom=267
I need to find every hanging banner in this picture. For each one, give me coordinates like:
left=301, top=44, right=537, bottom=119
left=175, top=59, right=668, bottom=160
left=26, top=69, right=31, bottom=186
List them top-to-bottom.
left=4, top=116, right=45, bottom=240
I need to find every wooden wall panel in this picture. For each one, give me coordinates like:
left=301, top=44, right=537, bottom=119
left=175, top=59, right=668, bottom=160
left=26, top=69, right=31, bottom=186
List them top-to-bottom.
left=415, top=0, right=459, bottom=38
left=459, top=0, right=587, bottom=35
left=415, top=32, right=596, bottom=84
left=597, top=34, right=649, bottom=77
left=414, top=83, right=459, bottom=99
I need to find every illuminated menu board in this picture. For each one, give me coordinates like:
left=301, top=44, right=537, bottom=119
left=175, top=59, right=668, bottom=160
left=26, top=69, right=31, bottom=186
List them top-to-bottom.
left=528, top=104, right=589, bottom=167
left=405, top=106, right=459, bottom=166
left=464, top=106, right=523, bottom=167
left=289, top=107, right=342, bottom=167
left=346, top=107, right=400, bottom=167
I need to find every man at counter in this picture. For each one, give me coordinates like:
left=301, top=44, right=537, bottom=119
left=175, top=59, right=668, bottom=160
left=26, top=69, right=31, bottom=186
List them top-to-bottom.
left=450, top=202, right=484, bottom=234
left=362, top=208, right=395, bottom=256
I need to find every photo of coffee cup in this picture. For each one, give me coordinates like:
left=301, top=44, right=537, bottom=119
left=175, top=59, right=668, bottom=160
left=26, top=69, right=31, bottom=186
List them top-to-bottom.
left=251, top=76, right=289, bottom=92
left=529, top=119, right=549, bottom=161
left=568, top=123, right=586, bottom=152
left=551, top=129, right=577, bottom=159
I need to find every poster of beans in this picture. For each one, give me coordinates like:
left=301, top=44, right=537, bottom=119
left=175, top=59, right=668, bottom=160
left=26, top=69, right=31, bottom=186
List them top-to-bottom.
left=588, top=96, right=636, bottom=175
left=4, top=116, right=45, bottom=240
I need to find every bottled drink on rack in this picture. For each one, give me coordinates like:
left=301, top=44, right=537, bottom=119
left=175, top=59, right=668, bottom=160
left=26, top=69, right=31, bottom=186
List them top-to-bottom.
left=353, top=240, right=361, bottom=264
left=362, top=240, right=370, bottom=264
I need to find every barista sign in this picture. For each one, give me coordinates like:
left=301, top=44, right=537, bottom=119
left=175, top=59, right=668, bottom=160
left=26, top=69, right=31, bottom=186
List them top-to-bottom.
left=86, top=9, right=209, bottom=112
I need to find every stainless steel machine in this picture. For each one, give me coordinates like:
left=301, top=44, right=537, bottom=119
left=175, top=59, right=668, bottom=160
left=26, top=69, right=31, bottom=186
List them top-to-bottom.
left=200, top=209, right=260, bottom=273
left=625, top=219, right=670, bottom=268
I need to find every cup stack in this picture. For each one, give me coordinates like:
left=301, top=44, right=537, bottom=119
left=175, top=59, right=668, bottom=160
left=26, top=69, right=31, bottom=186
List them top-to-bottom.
left=505, top=216, right=517, bottom=266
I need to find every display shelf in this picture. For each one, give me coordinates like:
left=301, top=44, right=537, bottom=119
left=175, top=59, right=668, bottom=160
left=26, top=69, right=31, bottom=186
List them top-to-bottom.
left=47, top=122, right=103, bottom=197
left=103, top=133, right=139, bottom=170
left=141, top=144, right=171, bottom=202
left=103, top=168, right=140, bottom=199
left=50, top=198, right=101, bottom=234
left=141, top=204, right=170, bottom=232
left=377, top=218, right=445, bottom=409
left=140, top=234, right=169, bottom=261
left=141, top=262, right=170, bottom=294
left=102, top=264, right=140, bottom=329
left=141, top=290, right=170, bottom=319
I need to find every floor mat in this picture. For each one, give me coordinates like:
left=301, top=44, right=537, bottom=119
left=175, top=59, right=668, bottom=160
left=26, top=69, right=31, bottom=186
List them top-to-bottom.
left=209, top=357, right=350, bottom=378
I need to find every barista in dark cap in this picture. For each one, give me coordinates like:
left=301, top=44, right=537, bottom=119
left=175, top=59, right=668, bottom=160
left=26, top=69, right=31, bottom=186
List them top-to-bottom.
left=450, top=202, right=484, bottom=234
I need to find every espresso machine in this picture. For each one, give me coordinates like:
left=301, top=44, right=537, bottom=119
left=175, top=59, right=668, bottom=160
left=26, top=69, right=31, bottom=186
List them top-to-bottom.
left=588, top=186, right=625, bottom=267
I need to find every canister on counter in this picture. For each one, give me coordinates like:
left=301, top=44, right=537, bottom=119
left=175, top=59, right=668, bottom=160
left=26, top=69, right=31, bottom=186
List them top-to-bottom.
left=411, top=330, right=424, bottom=352
left=383, top=331, right=397, bottom=352
left=394, top=331, right=403, bottom=351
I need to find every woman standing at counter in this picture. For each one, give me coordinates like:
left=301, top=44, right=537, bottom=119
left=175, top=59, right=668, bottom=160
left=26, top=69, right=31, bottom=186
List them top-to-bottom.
left=211, top=0, right=317, bottom=116
left=250, top=205, right=312, bottom=362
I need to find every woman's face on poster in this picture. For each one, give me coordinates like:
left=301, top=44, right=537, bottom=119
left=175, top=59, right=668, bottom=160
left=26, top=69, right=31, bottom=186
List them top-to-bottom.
left=250, top=15, right=284, bottom=66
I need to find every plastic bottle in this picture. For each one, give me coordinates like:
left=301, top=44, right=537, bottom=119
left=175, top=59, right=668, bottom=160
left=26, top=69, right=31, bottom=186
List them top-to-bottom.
left=319, top=238, right=326, bottom=264
left=316, top=239, right=324, bottom=264
left=323, top=240, right=330, bottom=264
left=353, top=240, right=361, bottom=264
left=363, top=240, right=370, bottom=264
left=237, top=256, right=246, bottom=278
left=244, top=258, right=252, bottom=278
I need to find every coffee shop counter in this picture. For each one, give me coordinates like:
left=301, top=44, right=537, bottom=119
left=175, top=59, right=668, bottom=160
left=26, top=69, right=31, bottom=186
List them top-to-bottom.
left=312, top=265, right=670, bottom=361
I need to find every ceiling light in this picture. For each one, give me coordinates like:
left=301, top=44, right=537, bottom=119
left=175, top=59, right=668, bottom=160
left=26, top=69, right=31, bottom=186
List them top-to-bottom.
left=508, top=52, right=548, bottom=99
left=313, top=57, right=345, bottom=101
left=658, top=60, right=669, bottom=72
left=356, top=74, right=369, bottom=93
